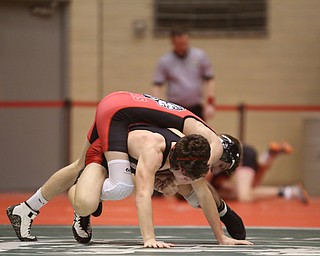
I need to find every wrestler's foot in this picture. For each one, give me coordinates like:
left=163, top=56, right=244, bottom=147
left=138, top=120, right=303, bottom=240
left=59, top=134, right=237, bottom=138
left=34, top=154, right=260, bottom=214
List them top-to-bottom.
left=268, top=141, right=293, bottom=155
left=283, top=183, right=310, bottom=204
left=6, top=202, right=38, bottom=241
left=220, top=203, right=246, bottom=240
left=72, top=212, right=92, bottom=243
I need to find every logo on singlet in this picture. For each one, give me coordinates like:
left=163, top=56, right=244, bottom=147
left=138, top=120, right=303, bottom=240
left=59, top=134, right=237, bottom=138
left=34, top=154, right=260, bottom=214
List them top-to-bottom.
left=130, top=93, right=148, bottom=102
left=143, top=94, right=185, bottom=111
left=125, top=167, right=132, bottom=174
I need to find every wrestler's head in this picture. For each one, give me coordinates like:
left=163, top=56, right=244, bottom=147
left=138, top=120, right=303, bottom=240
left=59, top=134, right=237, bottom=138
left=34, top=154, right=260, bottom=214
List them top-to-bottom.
left=169, top=134, right=210, bottom=184
left=209, top=134, right=243, bottom=176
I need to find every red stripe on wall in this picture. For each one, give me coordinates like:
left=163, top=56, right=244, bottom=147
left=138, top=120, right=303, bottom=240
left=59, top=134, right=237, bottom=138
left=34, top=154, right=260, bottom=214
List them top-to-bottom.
left=0, top=100, right=320, bottom=112
left=72, top=101, right=99, bottom=107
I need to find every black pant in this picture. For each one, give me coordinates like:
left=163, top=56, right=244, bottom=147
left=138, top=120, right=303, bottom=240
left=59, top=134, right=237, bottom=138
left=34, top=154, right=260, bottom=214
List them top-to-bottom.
left=186, top=104, right=203, bottom=120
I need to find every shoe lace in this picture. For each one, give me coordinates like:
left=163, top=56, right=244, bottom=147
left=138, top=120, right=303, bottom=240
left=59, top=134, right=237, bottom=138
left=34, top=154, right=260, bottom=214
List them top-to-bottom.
left=75, top=215, right=91, bottom=233
left=81, top=216, right=90, bottom=231
left=27, top=219, right=33, bottom=235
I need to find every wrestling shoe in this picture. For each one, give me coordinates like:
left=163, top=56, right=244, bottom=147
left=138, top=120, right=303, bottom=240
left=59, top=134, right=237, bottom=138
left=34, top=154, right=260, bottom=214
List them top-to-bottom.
left=268, top=141, right=293, bottom=155
left=283, top=183, right=310, bottom=204
left=296, top=183, right=310, bottom=204
left=6, top=202, right=39, bottom=241
left=91, top=202, right=102, bottom=217
left=220, top=204, right=246, bottom=240
left=72, top=212, right=92, bottom=243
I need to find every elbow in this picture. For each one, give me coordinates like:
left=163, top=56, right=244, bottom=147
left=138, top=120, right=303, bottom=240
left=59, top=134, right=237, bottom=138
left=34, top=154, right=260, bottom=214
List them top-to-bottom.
left=136, top=189, right=152, bottom=203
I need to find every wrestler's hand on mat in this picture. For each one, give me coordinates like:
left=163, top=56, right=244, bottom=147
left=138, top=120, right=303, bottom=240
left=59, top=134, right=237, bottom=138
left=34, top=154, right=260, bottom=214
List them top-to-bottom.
left=218, top=234, right=253, bottom=245
left=144, top=238, right=175, bottom=248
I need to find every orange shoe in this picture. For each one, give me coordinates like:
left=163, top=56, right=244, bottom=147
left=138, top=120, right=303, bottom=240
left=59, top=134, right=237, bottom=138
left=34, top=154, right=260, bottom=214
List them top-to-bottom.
left=268, top=141, right=293, bottom=155
left=280, top=141, right=293, bottom=154
left=268, top=142, right=282, bottom=155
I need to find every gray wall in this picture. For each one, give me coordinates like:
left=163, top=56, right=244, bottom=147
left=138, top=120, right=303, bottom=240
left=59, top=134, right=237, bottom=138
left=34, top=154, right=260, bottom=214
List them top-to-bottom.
left=0, top=1, right=69, bottom=191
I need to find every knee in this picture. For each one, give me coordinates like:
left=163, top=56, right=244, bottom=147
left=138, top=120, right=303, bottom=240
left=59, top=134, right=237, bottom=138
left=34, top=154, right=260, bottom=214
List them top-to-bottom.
left=101, top=182, right=134, bottom=201
left=74, top=195, right=99, bottom=216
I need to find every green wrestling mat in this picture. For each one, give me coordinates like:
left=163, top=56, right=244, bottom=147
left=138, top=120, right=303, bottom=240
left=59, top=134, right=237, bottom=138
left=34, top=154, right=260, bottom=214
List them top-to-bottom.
left=1, top=226, right=320, bottom=255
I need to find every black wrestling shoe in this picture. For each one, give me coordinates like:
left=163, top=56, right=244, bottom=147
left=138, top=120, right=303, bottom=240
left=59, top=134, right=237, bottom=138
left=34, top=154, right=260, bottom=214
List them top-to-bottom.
left=6, top=202, right=39, bottom=241
left=91, top=202, right=102, bottom=217
left=220, top=204, right=246, bottom=240
left=72, top=212, right=92, bottom=243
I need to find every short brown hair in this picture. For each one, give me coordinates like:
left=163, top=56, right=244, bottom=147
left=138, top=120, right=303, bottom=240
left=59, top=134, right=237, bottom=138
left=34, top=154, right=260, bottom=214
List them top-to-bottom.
left=170, top=27, right=188, bottom=38
left=170, top=134, right=210, bottom=179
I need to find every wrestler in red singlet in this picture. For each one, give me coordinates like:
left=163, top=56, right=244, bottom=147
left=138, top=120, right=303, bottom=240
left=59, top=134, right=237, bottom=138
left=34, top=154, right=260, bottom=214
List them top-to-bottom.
left=87, top=91, right=214, bottom=153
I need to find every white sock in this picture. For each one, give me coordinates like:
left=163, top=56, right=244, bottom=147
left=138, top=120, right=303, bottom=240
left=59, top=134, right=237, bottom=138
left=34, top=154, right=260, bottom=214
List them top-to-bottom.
left=283, top=186, right=294, bottom=200
left=26, top=188, right=48, bottom=211
left=219, top=200, right=228, bottom=217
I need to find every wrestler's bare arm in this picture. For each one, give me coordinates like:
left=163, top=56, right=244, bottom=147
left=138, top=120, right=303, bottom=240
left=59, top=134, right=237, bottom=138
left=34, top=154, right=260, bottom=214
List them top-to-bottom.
left=183, top=118, right=223, bottom=165
left=133, top=133, right=174, bottom=248
left=191, top=178, right=253, bottom=245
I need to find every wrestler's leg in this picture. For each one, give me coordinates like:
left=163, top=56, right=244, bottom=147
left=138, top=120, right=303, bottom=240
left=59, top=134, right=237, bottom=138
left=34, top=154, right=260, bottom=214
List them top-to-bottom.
left=6, top=140, right=90, bottom=242
left=100, top=151, right=134, bottom=200
left=68, top=161, right=107, bottom=244
left=70, top=163, right=107, bottom=216
left=234, top=167, right=256, bottom=202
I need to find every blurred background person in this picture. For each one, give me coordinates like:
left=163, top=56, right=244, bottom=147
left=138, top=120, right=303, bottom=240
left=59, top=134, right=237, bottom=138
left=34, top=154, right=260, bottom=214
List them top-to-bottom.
left=152, top=28, right=215, bottom=121
left=208, top=141, right=310, bottom=204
